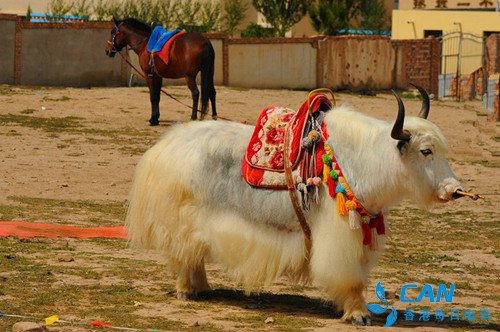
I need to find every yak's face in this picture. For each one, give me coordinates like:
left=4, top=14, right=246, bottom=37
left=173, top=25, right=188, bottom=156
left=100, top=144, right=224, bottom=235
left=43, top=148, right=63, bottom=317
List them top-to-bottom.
left=389, top=85, right=464, bottom=207
left=395, top=118, right=463, bottom=206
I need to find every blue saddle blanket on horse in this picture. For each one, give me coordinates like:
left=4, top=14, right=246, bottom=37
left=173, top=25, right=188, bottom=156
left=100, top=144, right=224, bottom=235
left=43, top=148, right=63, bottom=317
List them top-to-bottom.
left=147, top=26, right=183, bottom=53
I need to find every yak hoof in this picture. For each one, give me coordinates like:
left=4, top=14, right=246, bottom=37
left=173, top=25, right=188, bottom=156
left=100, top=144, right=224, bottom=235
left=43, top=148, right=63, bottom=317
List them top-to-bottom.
left=149, top=119, right=159, bottom=126
left=176, top=292, right=193, bottom=301
left=351, top=316, right=371, bottom=326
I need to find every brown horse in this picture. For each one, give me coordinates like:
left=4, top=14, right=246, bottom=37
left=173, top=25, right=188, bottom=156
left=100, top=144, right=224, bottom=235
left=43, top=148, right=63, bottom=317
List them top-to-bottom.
left=105, top=18, right=217, bottom=125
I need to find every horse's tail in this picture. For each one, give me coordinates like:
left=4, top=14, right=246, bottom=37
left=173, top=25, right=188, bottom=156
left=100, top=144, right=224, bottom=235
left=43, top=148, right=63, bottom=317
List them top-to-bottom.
left=200, top=41, right=216, bottom=118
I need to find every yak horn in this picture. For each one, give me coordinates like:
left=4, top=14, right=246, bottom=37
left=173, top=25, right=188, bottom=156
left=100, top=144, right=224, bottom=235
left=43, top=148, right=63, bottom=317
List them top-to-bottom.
left=409, top=82, right=430, bottom=119
left=391, top=90, right=412, bottom=141
left=454, top=190, right=483, bottom=201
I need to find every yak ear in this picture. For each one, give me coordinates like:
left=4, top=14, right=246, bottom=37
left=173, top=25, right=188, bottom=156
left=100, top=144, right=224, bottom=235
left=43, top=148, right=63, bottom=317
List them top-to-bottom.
left=397, top=140, right=410, bottom=155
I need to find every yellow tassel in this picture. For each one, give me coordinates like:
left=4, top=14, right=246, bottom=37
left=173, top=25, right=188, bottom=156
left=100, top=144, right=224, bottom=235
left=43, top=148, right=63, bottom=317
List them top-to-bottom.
left=323, top=164, right=331, bottom=183
left=337, top=192, right=347, bottom=216
left=345, top=199, right=357, bottom=211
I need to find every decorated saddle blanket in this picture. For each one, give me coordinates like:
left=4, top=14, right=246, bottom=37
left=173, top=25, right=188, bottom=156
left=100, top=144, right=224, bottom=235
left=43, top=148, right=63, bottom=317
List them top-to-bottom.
left=147, top=26, right=185, bottom=66
left=242, top=94, right=332, bottom=189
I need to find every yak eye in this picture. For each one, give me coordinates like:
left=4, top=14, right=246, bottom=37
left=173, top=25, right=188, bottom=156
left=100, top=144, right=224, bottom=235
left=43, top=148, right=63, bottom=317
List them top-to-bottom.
left=420, top=149, right=433, bottom=156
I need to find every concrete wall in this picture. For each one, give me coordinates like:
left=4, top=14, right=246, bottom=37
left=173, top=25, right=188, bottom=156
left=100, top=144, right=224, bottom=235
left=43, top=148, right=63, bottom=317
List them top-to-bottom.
left=0, top=18, right=16, bottom=84
left=20, top=26, right=122, bottom=87
left=318, top=36, right=396, bottom=91
left=227, top=39, right=318, bottom=89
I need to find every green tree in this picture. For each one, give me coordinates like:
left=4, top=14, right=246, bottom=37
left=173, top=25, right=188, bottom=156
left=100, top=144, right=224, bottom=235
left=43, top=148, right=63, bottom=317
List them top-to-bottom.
left=47, top=0, right=73, bottom=16
left=71, top=0, right=92, bottom=17
left=222, top=0, right=248, bottom=36
left=252, top=0, right=313, bottom=37
left=309, top=0, right=360, bottom=35
left=359, top=0, right=388, bottom=31
left=199, top=1, right=222, bottom=32
left=26, top=4, right=32, bottom=21
left=241, top=22, right=274, bottom=37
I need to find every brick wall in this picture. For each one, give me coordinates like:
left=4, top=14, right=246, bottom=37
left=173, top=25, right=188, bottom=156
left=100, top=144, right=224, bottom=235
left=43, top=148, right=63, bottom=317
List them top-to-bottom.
left=485, top=34, right=500, bottom=76
left=392, top=38, right=440, bottom=95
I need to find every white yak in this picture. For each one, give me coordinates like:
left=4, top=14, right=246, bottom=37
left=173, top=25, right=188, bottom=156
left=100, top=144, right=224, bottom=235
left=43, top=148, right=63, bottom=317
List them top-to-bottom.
left=125, top=87, right=464, bottom=325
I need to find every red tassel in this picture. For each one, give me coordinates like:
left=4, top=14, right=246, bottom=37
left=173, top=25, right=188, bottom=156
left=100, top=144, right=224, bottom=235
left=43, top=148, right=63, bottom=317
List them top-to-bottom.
left=328, top=177, right=335, bottom=197
left=376, top=215, right=385, bottom=235
left=362, top=222, right=371, bottom=245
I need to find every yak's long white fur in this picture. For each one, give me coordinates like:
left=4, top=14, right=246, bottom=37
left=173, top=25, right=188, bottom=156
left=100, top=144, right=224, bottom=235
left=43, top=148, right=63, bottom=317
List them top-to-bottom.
left=126, top=105, right=462, bottom=320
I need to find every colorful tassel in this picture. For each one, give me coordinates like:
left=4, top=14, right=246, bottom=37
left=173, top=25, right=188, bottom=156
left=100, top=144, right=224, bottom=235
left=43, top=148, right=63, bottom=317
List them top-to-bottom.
left=322, top=154, right=332, bottom=166
left=323, top=164, right=331, bottom=182
left=328, top=177, right=335, bottom=196
left=336, top=192, right=347, bottom=216
left=348, top=210, right=362, bottom=229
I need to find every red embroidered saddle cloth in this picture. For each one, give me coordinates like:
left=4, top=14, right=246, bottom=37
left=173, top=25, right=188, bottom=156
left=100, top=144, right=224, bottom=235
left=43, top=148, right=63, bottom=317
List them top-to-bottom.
left=151, top=31, right=186, bottom=66
left=242, top=94, right=332, bottom=189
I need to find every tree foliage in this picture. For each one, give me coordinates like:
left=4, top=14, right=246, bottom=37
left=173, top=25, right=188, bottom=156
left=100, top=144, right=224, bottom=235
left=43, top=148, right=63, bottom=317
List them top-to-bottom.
left=44, top=0, right=223, bottom=32
left=47, top=0, right=73, bottom=16
left=222, top=0, right=248, bottom=36
left=252, top=0, right=313, bottom=37
left=309, top=0, right=360, bottom=36
left=359, top=0, right=388, bottom=31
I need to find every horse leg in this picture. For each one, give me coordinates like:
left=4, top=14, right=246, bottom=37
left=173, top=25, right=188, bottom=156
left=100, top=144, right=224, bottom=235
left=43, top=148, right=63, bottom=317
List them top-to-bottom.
left=147, top=75, right=162, bottom=126
left=186, top=76, right=199, bottom=120
left=210, top=86, right=217, bottom=120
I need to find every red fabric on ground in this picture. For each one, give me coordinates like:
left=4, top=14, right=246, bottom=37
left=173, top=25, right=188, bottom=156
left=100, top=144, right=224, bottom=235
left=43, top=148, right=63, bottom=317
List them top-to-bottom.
left=0, top=221, right=127, bottom=239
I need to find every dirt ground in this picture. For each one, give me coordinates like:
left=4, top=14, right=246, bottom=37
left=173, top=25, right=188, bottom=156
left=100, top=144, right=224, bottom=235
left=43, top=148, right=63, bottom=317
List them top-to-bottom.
left=0, top=84, right=498, bottom=331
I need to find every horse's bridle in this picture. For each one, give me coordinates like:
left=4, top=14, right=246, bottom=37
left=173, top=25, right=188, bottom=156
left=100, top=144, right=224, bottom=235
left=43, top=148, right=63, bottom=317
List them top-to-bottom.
left=107, top=22, right=124, bottom=55
left=108, top=22, right=148, bottom=55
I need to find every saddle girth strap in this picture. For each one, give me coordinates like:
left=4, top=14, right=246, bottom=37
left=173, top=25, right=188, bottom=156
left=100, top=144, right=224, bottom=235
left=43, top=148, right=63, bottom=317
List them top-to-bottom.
left=284, top=121, right=312, bottom=256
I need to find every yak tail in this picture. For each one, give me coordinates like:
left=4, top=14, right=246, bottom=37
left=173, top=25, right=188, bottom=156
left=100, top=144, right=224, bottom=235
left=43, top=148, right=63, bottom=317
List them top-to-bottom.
left=200, top=41, right=216, bottom=118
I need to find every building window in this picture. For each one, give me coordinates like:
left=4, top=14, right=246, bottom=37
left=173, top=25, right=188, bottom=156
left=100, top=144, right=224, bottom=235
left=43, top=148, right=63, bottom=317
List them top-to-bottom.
left=424, top=30, right=443, bottom=38
left=483, top=31, right=500, bottom=39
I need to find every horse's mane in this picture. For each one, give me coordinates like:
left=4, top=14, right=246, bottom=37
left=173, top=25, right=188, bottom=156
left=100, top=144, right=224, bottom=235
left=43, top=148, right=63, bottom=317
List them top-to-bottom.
left=121, top=18, right=152, bottom=35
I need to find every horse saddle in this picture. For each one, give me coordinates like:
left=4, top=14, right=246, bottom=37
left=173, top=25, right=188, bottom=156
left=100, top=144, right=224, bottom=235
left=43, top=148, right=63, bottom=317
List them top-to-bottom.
left=147, top=26, right=185, bottom=67
left=242, top=94, right=332, bottom=189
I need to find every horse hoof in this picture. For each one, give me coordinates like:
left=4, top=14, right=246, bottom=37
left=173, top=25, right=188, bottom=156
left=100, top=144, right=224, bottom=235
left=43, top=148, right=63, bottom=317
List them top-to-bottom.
left=212, top=115, right=218, bottom=120
left=191, top=116, right=197, bottom=121
left=149, top=120, right=159, bottom=126
left=351, top=316, right=371, bottom=326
